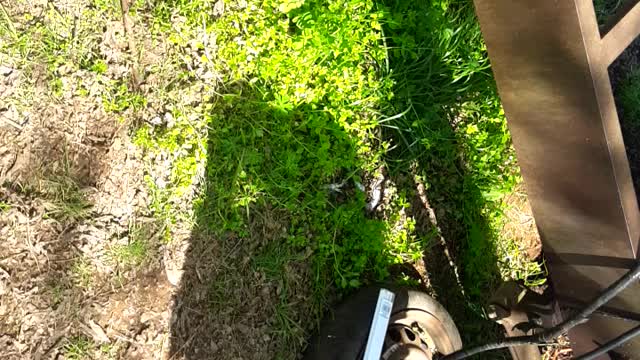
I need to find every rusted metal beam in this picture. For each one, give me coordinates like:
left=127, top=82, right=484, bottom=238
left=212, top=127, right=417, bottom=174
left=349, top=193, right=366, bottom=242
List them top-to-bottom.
left=472, top=0, right=640, bottom=357
left=602, top=1, right=640, bottom=66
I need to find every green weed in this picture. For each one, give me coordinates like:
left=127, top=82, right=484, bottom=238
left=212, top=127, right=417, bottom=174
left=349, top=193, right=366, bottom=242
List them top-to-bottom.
left=594, top=0, right=623, bottom=27
left=0, top=2, right=110, bottom=103
left=90, top=60, right=108, bottom=75
left=620, top=68, right=640, bottom=126
left=102, top=80, right=147, bottom=113
left=2, top=147, right=91, bottom=227
left=37, top=152, right=92, bottom=225
left=42, top=177, right=91, bottom=224
left=109, top=219, right=155, bottom=269
left=110, top=239, right=149, bottom=268
left=70, top=258, right=94, bottom=289
left=50, top=282, right=65, bottom=308
left=62, top=335, right=92, bottom=360
left=98, top=343, right=120, bottom=359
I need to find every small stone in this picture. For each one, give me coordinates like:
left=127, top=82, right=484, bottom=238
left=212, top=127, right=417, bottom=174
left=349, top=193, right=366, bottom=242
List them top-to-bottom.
left=213, top=0, right=225, bottom=16
left=57, top=64, right=73, bottom=76
left=164, top=112, right=175, bottom=128
left=149, top=116, right=163, bottom=126
left=155, top=178, right=167, bottom=189
left=165, top=267, right=183, bottom=286
left=140, top=312, right=155, bottom=323
left=88, top=320, right=110, bottom=343
left=236, top=324, right=250, bottom=335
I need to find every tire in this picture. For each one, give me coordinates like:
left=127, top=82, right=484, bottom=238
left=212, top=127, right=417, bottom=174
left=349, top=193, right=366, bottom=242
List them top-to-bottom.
left=302, top=287, right=462, bottom=360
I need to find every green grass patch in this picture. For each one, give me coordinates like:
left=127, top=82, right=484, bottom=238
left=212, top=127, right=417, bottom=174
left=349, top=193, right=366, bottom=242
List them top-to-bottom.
left=134, top=0, right=541, bottom=356
left=0, top=3, right=107, bottom=78
left=620, top=68, right=640, bottom=126
left=102, top=80, right=147, bottom=113
left=27, top=150, right=93, bottom=225
left=41, top=176, right=91, bottom=225
left=109, top=219, right=156, bottom=269
left=70, top=257, right=95, bottom=289
left=61, top=335, right=93, bottom=360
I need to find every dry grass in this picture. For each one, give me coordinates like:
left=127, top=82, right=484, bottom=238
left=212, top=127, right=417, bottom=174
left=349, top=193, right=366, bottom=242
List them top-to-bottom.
left=0, top=1, right=173, bottom=358
left=502, top=185, right=542, bottom=261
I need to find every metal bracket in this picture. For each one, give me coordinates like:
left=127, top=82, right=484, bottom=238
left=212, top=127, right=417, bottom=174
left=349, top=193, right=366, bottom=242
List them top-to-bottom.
left=487, top=281, right=555, bottom=360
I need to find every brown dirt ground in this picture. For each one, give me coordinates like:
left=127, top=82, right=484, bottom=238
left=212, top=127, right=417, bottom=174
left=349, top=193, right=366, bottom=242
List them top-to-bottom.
left=1, top=1, right=173, bottom=358
left=0, top=84, right=174, bottom=359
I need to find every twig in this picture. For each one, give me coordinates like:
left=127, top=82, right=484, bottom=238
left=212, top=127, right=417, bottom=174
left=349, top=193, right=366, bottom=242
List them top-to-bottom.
left=119, top=0, right=141, bottom=90
left=0, top=3, right=16, bottom=37
left=0, top=114, right=24, bottom=130
left=25, top=217, right=41, bottom=272
left=0, top=249, right=28, bottom=262
left=441, top=261, right=640, bottom=360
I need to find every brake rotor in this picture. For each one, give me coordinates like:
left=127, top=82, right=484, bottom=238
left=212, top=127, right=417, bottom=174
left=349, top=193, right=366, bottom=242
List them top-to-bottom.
left=382, top=308, right=458, bottom=359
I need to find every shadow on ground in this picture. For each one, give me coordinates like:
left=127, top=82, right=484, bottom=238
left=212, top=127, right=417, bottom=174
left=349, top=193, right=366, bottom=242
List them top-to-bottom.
left=380, top=0, right=509, bottom=353
left=167, top=87, right=390, bottom=359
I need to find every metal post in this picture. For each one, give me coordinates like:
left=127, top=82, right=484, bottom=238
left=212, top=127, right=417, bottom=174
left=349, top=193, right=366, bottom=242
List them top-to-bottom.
left=472, top=0, right=640, bottom=356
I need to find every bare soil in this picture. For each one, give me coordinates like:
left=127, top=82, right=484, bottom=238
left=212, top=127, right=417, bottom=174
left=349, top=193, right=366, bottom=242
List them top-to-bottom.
left=0, top=1, right=173, bottom=358
left=0, top=85, right=173, bottom=359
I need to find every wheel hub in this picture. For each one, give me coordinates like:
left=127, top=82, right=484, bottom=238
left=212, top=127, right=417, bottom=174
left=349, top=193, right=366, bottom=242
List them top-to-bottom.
left=381, top=306, right=459, bottom=360
left=382, top=324, right=433, bottom=360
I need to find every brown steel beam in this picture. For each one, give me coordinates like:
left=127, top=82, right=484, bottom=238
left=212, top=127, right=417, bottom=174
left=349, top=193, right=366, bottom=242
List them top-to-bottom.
left=472, top=0, right=640, bottom=357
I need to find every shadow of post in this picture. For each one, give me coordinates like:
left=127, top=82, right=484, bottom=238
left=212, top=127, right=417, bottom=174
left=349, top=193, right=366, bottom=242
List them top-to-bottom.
left=380, top=0, right=512, bottom=355
left=167, top=86, right=391, bottom=359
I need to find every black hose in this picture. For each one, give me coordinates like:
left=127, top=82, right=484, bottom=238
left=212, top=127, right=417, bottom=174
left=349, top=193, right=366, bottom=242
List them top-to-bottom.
left=440, top=261, right=640, bottom=360
left=575, top=324, right=640, bottom=360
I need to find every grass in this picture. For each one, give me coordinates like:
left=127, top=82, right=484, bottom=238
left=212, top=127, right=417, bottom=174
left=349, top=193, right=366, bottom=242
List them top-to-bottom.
left=1, top=0, right=544, bottom=358
left=135, top=0, right=542, bottom=356
left=594, top=0, right=624, bottom=28
left=620, top=68, right=640, bottom=125
left=5, top=147, right=93, bottom=225
left=38, top=150, right=93, bottom=225
left=40, top=172, right=92, bottom=225
left=109, top=219, right=155, bottom=270
left=70, top=257, right=95, bottom=289
left=62, top=335, right=93, bottom=360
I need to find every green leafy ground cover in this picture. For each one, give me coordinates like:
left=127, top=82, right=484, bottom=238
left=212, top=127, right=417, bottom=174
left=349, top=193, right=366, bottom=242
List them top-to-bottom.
left=134, top=0, right=543, bottom=355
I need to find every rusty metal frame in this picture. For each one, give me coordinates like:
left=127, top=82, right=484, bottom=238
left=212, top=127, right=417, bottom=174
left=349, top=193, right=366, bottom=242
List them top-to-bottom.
left=472, top=0, right=640, bottom=357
